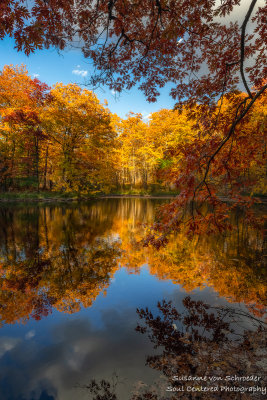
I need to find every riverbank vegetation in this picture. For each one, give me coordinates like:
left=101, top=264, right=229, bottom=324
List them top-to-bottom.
left=1, top=0, right=266, bottom=243
left=0, top=65, right=266, bottom=201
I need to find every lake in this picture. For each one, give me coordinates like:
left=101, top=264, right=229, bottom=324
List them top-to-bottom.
left=0, top=198, right=266, bottom=399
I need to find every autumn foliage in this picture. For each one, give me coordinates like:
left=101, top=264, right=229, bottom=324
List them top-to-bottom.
left=0, top=0, right=266, bottom=239
left=1, top=1, right=266, bottom=102
left=0, top=63, right=266, bottom=244
left=0, top=65, right=116, bottom=193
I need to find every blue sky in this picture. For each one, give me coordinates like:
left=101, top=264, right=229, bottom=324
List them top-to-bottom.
left=0, top=37, right=175, bottom=119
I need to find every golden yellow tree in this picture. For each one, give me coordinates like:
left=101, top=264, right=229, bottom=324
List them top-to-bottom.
left=41, top=83, right=116, bottom=193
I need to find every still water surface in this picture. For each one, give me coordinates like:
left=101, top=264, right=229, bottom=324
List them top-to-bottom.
left=0, top=198, right=266, bottom=399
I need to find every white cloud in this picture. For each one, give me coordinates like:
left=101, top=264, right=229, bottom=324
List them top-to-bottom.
left=72, top=69, right=88, bottom=78
left=32, top=73, right=40, bottom=78
left=111, top=89, right=118, bottom=96
left=141, top=111, right=152, bottom=121
left=25, top=330, right=35, bottom=340
left=0, top=337, right=20, bottom=358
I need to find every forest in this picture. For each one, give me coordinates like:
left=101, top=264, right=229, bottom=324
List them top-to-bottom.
left=0, top=2, right=266, bottom=398
left=0, top=64, right=266, bottom=198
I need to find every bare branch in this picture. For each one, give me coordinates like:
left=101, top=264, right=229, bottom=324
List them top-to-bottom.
left=240, top=0, right=258, bottom=99
left=201, top=82, right=266, bottom=189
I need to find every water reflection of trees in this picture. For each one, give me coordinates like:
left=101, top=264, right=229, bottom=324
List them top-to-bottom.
left=0, top=200, right=266, bottom=325
left=0, top=204, right=122, bottom=324
left=117, top=204, right=266, bottom=315
left=147, top=229, right=266, bottom=315
left=81, top=297, right=267, bottom=400
left=133, top=298, right=266, bottom=399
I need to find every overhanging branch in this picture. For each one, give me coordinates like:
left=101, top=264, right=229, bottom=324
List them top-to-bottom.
left=240, top=0, right=258, bottom=99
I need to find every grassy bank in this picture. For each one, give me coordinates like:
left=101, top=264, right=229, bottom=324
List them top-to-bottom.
left=0, top=189, right=179, bottom=202
left=0, top=191, right=92, bottom=202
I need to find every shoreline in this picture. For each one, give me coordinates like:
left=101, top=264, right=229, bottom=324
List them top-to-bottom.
left=0, top=193, right=266, bottom=204
left=0, top=193, right=178, bottom=203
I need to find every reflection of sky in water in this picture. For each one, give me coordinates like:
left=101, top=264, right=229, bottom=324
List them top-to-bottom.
left=0, top=266, right=255, bottom=400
